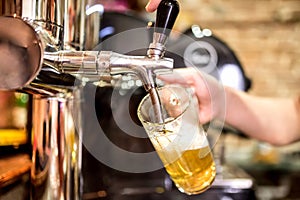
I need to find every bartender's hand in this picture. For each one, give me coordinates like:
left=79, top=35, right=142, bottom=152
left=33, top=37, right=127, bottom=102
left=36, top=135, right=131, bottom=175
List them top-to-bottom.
left=145, top=0, right=162, bottom=12
left=158, top=67, right=226, bottom=124
left=159, top=68, right=300, bottom=146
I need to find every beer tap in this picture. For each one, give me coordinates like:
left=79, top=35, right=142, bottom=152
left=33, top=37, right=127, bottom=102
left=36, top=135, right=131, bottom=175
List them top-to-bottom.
left=0, top=0, right=179, bottom=93
left=43, top=0, right=180, bottom=92
left=0, top=1, right=180, bottom=199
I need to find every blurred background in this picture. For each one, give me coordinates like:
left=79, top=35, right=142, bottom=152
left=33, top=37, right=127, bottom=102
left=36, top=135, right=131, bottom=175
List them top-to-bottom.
left=173, top=0, right=300, bottom=98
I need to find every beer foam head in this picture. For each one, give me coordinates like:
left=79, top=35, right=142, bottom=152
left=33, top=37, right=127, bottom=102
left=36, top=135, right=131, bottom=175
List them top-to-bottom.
left=152, top=122, right=209, bottom=155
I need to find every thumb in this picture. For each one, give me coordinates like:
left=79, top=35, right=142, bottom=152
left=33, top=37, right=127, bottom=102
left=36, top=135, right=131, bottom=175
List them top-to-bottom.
left=145, top=0, right=161, bottom=12
left=157, top=68, right=197, bottom=86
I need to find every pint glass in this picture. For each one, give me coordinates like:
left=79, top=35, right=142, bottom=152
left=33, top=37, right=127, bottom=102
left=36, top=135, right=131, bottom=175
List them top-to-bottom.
left=137, top=85, right=216, bottom=195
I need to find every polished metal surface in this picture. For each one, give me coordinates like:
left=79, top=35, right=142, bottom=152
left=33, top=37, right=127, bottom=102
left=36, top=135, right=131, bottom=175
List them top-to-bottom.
left=19, top=0, right=99, bottom=51
left=0, top=1, right=176, bottom=200
left=0, top=15, right=173, bottom=91
left=0, top=17, right=42, bottom=90
left=147, top=32, right=168, bottom=58
left=43, top=50, right=173, bottom=90
left=31, top=90, right=82, bottom=200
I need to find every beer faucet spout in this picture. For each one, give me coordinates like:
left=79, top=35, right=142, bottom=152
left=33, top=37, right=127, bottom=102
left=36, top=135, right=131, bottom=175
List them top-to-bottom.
left=43, top=50, right=173, bottom=91
left=99, top=51, right=174, bottom=91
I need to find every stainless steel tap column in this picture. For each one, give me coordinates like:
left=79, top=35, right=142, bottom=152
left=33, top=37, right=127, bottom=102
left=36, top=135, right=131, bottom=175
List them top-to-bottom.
left=0, top=0, right=179, bottom=199
left=1, top=0, right=100, bottom=50
left=22, top=0, right=100, bottom=50
left=0, top=1, right=86, bottom=200
left=31, top=90, right=82, bottom=200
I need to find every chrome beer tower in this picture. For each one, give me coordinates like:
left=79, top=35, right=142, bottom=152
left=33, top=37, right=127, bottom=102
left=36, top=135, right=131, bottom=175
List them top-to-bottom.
left=0, top=0, right=179, bottom=199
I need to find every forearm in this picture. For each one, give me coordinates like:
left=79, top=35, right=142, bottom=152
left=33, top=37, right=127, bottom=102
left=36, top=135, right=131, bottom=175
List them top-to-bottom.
left=225, top=87, right=300, bottom=145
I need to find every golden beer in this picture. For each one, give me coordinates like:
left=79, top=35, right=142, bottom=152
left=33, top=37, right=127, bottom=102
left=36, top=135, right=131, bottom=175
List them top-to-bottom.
left=138, top=85, right=216, bottom=195
left=158, top=146, right=216, bottom=195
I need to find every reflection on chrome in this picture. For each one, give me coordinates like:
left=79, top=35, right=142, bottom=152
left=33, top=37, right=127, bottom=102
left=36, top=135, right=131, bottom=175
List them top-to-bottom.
left=0, top=0, right=175, bottom=199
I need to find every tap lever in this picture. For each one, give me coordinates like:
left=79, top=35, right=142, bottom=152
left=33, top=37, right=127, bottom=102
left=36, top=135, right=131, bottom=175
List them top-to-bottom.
left=148, top=0, right=179, bottom=59
left=155, top=0, right=180, bottom=37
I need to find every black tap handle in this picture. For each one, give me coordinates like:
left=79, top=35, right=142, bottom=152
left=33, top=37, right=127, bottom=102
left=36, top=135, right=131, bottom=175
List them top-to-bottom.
left=155, top=0, right=179, bottom=36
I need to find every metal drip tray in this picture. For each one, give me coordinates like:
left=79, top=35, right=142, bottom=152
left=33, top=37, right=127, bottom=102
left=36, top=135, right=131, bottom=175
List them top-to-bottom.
left=81, top=160, right=256, bottom=200
left=161, top=164, right=256, bottom=200
left=213, top=164, right=254, bottom=189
